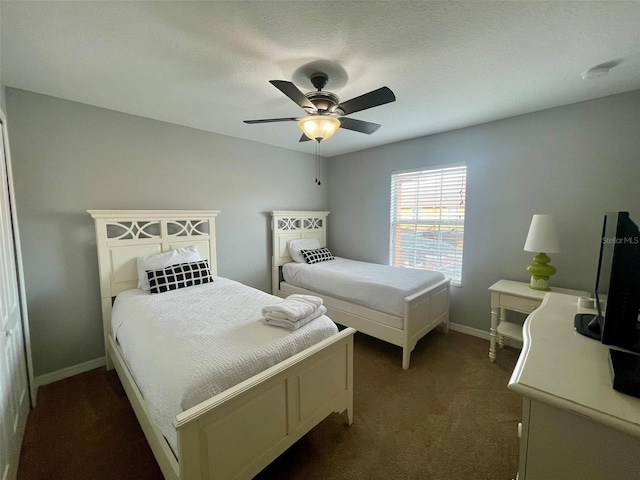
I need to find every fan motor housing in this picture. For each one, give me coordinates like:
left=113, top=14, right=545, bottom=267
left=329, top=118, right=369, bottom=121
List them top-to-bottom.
left=304, top=91, right=339, bottom=114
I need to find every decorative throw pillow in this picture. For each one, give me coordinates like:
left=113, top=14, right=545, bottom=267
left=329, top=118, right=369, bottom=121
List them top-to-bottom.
left=136, top=245, right=201, bottom=291
left=301, top=247, right=334, bottom=264
left=147, top=260, right=213, bottom=294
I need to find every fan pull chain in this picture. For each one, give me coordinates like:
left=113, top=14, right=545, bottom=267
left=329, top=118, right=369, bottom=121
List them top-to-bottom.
left=315, top=140, right=321, bottom=186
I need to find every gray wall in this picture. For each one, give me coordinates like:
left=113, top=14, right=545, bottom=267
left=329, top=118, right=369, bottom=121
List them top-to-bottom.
left=6, top=86, right=640, bottom=376
left=6, top=88, right=328, bottom=377
left=327, top=90, right=640, bottom=331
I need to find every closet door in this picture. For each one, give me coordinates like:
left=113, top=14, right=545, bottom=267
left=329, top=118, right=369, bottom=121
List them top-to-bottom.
left=0, top=117, right=29, bottom=480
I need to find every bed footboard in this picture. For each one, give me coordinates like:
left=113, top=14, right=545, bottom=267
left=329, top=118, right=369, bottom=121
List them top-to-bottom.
left=280, top=279, right=450, bottom=370
left=402, top=279, right=450, bottom=369
left=109, top=326, right=354, bottom=480
left=175, top=327, right=355, bottom=480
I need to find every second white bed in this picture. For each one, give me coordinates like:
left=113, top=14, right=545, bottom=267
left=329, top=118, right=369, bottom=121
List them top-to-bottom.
left=272, top=211, right=451, bottom=370
left=283, top=257, right=445, bottom=321
left=111, top=277, right=338, bottom=454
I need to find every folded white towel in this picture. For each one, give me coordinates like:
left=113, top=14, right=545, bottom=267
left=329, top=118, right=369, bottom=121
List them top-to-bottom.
left=261, top=294, right=324, bottom=322
left=287, top=294, right=323, bottom=309
left=262, top=306, right=327, bottom=330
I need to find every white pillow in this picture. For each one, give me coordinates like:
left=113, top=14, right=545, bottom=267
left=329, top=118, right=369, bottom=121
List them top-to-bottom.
left=287, top=238, right=321, bottom=263
left=136, top=245, right=202, bottom=291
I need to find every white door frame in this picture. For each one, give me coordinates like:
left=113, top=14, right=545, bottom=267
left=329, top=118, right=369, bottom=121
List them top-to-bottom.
left=1, top=109, right=36, bottom=406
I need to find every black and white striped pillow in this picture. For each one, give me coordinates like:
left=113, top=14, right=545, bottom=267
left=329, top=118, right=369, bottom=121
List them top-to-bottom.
left=301, top=247, right=334, bottom=264
left=147, top=260, right=213, bottom=294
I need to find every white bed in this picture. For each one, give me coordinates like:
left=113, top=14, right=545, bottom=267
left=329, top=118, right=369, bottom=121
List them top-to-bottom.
left=88, top=210, right=355, bottom=480
left=271, top=211, right=450, bottom=370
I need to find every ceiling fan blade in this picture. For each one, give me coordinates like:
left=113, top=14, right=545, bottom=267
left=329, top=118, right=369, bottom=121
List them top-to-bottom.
left=269, top=80, right=316, bottom=110
left=336, top=86, right=396, bottom=116
left=243, top=117, right=300, bottom=124
left=339, top=117, right=381, bottom=135
left=299, top=133, right=313, bottom=142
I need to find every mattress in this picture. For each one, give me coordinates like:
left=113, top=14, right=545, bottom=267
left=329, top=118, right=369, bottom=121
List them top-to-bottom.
left=282, top=257, right=446, bottom=317
left=111, top=277, right=338, bottom=453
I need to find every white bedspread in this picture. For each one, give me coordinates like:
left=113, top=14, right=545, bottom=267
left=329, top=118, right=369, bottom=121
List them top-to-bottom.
left=282, top=257, right=446, bottom=316
left=111, top=277, right=338, bottom=453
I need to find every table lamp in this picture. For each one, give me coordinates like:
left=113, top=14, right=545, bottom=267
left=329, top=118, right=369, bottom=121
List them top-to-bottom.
left=524, top=214, right=560, bottom=291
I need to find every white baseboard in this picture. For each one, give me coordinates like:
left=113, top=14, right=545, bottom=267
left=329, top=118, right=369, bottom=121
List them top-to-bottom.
left=449, top=321, right=490, bottom=340
left=449, top=322, right=523, bottom=349
left=30, top=324, right=515, bottom=401
left=34, top=356, right=106, bottom=401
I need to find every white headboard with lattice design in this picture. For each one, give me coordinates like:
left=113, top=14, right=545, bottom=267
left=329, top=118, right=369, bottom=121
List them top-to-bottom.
left=88, top=210, right=219, bottom=356
left=88, top=210, right=219, bottom=297
left=271, top=211, right=329, bottom=295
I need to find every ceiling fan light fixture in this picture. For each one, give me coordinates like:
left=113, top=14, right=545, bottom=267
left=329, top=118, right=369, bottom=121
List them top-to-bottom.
left=298, top=115, right=340, bottom=142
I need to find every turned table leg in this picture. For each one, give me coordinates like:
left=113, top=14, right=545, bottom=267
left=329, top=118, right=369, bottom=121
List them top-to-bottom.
left=489, top=306, right=499, bottom=362
left=498, top=307, right=506, bottom=348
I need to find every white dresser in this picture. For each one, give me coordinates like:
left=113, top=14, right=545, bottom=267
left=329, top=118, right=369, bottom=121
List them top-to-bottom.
left=508, top=292, right=640, bottom=480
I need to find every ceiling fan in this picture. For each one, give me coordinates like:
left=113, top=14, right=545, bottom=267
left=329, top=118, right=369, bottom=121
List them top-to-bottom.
left=243, top=72, right=396, bottom=142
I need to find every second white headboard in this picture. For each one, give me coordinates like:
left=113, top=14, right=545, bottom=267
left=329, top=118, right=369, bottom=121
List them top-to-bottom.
left=271, top=211, right=329, bottom=295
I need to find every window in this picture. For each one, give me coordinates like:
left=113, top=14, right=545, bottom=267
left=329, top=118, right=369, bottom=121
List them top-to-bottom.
left=390, top=164, right=466, bottom=286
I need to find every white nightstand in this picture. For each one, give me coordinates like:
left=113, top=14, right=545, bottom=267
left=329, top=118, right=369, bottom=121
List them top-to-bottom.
left=488, top=280, right=588, bottom=362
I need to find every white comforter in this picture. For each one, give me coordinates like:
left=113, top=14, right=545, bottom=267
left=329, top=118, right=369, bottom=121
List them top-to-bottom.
left=283, top=257, right=446, bottom=316
left=111, top=277, right=337, bottom=453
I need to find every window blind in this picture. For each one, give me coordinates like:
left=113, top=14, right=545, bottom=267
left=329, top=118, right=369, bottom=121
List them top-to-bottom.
left=390, top=164, right=466, bottom=286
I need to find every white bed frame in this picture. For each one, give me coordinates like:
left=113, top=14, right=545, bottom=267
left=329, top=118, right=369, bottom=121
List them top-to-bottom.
left=88, top=210, right=355, bottom=480
left=271, top=211, right=450, bottom=370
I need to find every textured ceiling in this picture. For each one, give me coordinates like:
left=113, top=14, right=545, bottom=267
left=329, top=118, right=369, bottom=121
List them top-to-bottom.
left=2, top=1, right=639, bottom=157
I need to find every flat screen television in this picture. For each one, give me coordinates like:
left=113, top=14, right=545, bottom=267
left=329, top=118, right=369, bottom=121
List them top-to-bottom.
left=575, top=211, right=640, bottom=353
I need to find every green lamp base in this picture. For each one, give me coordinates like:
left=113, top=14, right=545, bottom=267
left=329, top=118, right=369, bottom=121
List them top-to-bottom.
left=526, top=252, right=556, bottom=291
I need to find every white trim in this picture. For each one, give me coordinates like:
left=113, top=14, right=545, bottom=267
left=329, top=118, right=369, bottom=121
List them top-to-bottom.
left=1, top=111, right=36, bottom=408
left=391, top=161, right=467, bottom=176
left=87, top=209, right=221, bottom=220
left=448, top=322, right=489, bottom=339
left=449, top=322, right=523, bottom=348
left=29, top=324, right=517, bottom=390
left=34, top=356, right=106, bottom=392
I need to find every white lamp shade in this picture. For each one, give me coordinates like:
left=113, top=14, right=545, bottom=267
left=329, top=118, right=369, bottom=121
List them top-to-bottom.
left=298, top=115, right=340, bottom=141
left=524, top=214, right=561, bottom=253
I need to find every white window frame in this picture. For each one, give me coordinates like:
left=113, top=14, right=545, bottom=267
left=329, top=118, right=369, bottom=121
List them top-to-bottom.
left=390, top=163, right=467, bottom=286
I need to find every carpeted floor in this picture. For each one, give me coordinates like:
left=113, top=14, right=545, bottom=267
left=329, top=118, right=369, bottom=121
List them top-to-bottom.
left=18, top=330, right=521, bottom=480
